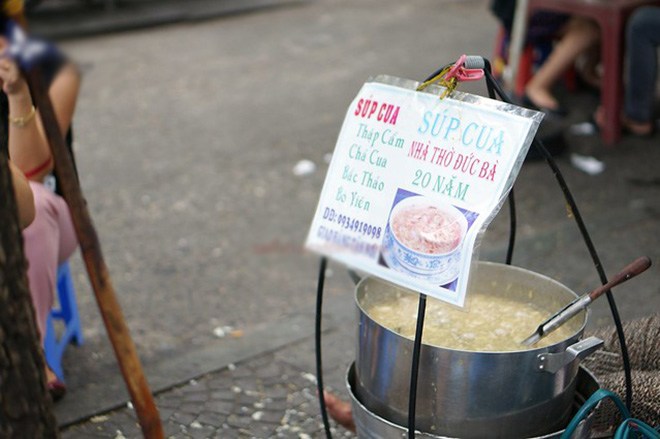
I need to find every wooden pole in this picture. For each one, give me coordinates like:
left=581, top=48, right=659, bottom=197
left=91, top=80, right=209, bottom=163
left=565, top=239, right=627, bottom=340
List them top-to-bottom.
left=26, top=67, right=164, bottom=438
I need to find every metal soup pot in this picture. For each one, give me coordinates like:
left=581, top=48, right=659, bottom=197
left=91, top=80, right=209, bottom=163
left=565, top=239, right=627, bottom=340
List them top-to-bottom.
left=354, top=262, right=603, bottom=439
left=346, top=363, right=600, bottom=439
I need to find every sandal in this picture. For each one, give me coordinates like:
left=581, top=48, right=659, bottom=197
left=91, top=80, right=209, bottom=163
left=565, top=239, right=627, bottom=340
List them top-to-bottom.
left=522, top=94, right=568, bottom=118
left=594, top=107, right=654, bottom=138
left=621, top=115, right=654, bottom=137
left=45, top=366, right=66, bottom=402
left=48, top=378, right=67, bottom=402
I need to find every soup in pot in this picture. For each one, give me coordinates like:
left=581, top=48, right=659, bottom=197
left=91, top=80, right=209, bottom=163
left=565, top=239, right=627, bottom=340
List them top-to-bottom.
left=366, top=291, right=575, bottom=351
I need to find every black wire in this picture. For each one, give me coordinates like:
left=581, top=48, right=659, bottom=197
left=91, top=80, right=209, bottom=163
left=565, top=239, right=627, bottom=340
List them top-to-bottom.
left=484, top=58, right=496, bottom=99
left=482, top=59, right=517, bottom=266
left=405, top=61, right=518, bottom=439
left=314, top=62, right=632, bottom=439
left=399, top=63, right=455, bottom=439
left=422, top=63, right=453, bottom=83
left=484, top=67, right=633, bottom=410
left=533, top=137, right=633, bottom=410
left=506, top=189, right=517, bottom=265
left=315, top=257, right=333, bottom=439
left=347, top=269, right=362, bottom=285
left=407, top=294, right=427, bottom=439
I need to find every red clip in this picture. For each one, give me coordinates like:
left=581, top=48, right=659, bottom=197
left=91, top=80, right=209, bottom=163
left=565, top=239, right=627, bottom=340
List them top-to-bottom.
left=445, top=54, right=484, bottom=82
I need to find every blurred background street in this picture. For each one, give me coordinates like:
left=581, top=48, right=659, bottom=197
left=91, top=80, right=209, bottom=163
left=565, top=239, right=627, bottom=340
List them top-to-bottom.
left=22, top=0, right=659, bottom=436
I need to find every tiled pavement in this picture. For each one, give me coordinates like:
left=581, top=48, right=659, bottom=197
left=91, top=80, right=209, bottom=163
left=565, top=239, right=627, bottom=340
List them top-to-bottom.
left=62, top=330, right=357, bottom=438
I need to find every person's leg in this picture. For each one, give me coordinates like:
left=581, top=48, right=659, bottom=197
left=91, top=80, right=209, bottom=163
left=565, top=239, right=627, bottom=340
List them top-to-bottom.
left=624, top=7, right=660, bottom=132
left=525, top=16, right=600, bottom=110
left=575, top=44, right=602, bottom=89
left=22, top=182, right=77, bottom=384
left=324, top=391, right=356, bottom=432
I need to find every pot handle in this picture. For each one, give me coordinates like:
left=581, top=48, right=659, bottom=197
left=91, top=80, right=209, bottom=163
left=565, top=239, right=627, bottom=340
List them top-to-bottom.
left=536, top=336, right=604, bottom=374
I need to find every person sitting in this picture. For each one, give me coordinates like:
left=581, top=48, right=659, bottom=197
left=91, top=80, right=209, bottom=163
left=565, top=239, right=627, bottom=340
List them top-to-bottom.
left=490, top=0, right=601, bottom=115
left=1, top=1, right=81, bottom=400
left=595, top=6, right=659, bottom=137
left=9, top=158, right=35, bottom=228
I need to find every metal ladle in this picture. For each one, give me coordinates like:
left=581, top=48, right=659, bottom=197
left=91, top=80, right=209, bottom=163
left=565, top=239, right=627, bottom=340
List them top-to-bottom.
left=521, top=256, right=652, bottom=346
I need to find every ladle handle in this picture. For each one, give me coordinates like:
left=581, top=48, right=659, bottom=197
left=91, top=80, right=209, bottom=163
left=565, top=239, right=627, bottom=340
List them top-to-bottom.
left=589, top=256, right=652, bottom=301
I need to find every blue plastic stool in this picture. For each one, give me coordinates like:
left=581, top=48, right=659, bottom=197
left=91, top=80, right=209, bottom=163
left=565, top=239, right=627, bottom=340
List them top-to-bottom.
left=44, top=261, right=84, bottom=382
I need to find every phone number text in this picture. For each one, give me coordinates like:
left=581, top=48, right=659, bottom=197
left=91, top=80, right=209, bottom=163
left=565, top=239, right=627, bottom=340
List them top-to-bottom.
left=322, top=207, right=383, bottom=239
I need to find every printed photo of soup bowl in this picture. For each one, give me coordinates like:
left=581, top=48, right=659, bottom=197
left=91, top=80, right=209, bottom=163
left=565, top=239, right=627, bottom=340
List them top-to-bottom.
left=383, top=196, right=468, bottom=283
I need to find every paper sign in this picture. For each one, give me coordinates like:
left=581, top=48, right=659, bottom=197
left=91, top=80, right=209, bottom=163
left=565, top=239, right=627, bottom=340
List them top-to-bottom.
left=306, top=76, right=542, bottom=306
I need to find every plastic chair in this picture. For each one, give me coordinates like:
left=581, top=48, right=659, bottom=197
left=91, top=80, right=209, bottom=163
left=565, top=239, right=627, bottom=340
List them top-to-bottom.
left=525, top=0, right=660, bottom=144
left=44, top=261, right=84, bottom=382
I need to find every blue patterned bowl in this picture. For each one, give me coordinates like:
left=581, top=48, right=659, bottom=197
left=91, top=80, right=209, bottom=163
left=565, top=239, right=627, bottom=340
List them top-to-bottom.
left=383, top=196, right=467, bottom=282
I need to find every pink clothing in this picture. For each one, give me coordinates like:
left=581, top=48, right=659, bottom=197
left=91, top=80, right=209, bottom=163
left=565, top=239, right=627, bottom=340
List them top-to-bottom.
left=22, top=181, right=77, bottom=343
